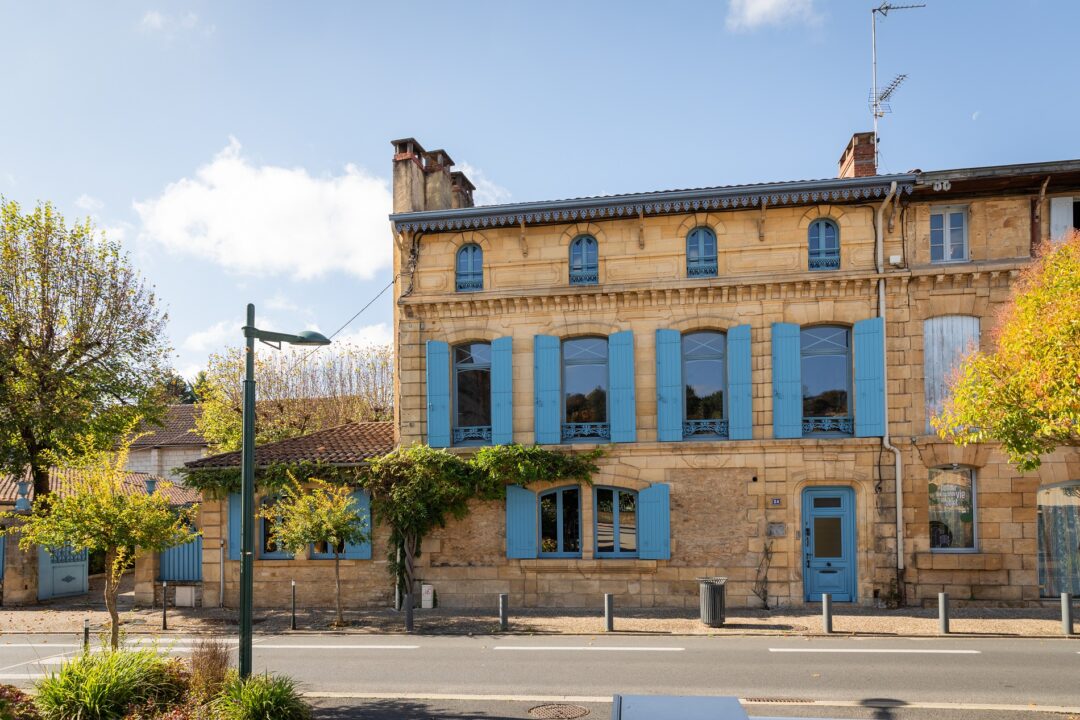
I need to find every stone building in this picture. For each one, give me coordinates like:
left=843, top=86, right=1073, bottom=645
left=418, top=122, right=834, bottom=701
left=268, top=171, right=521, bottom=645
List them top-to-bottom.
left=126, top=405, right=209, bottom=483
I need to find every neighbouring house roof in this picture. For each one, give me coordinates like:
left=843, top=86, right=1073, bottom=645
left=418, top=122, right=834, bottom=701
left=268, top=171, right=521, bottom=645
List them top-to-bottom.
left=130, top=405, right=207, bottom=448
left=183, top=421, right=395, bottom=470
left=0, top=467, right=200, bottom=506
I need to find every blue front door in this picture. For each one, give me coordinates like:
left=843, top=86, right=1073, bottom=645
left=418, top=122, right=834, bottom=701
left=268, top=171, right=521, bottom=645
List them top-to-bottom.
left=803, top=487, right=856, bottom=602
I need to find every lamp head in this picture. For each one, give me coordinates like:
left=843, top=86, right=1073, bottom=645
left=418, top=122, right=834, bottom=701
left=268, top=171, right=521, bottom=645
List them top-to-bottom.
left=289, top=330, right=332, bottom=347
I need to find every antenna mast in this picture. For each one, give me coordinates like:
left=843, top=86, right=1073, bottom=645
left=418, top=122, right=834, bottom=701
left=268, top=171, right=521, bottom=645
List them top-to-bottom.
left=871, top=2, right=924, bottom=166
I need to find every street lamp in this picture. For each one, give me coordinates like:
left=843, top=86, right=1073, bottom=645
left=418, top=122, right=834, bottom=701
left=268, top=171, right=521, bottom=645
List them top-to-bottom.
left=239, top=303, right=330, bottom=678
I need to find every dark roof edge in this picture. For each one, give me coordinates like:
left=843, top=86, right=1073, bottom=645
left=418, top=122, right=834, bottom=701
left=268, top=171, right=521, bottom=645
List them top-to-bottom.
left=918, top=159, right=1080, bottom=183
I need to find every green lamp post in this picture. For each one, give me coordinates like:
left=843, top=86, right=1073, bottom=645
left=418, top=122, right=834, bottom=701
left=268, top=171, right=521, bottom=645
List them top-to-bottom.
left=239, top=303, right=330, bottom=678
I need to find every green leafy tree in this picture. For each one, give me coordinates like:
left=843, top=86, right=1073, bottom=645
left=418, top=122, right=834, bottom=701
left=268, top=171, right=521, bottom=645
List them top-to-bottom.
left=0, top=199, right=171, bottom=498
left=934, top=230, right=1080, bottom=470
left=3, top=440, right=197, bottom=648
left=260, top=478, right=369, bottom=626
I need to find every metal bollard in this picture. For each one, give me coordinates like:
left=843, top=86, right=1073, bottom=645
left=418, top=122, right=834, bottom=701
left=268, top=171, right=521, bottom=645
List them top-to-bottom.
left=291, top=580, right=297, bottom=631
left=161, top=581, right=168, bottom=631
left=404, top=592, right=414, bottom=633
left=939, top=592, right=950, bottom=635
left=498, top=593, right=508, bottom=632
left=604, top=593, right=614, bottom=632
left=822, top=593, right=832, bottom=634
left=1063, top=593, right=1075, bottom=637
left=83, top=619, right=90, bottom=652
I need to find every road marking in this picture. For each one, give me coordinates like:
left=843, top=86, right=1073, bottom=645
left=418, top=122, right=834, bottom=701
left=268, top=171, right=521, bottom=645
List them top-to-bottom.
left=253, top=644, right=420, bottom=650
left=493, top=646, right=684, bottom=652
left=768, top=648, right=980, bottom=654
left=0, top=673, right=46, bottom=681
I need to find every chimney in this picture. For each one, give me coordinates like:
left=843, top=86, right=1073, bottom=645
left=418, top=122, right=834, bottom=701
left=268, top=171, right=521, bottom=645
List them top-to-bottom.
left=838, top=132, right=876, bottom=178
left=391, top=138, right=426, bottom=213
left=391, top=139, right=476, bottom=213
left=422, top=149, right=454, bottom=211
left=450, top=171, right=476, bottom=208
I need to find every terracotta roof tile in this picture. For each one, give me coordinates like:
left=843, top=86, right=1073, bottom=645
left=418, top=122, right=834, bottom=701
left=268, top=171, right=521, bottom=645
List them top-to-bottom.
left=130, top=405, right=207, bottom=448
left=184, top=421, right=395, bottom=470
left=0, top=467, right=200, bottom=506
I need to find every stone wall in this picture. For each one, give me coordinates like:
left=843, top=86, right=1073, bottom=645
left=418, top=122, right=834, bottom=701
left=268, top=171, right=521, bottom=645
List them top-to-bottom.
left=125, top=446, right=207, bottom=483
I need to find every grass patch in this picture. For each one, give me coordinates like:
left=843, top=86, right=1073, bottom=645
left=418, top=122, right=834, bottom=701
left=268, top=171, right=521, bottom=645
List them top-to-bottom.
left=212, top=673, right=311, bottom=720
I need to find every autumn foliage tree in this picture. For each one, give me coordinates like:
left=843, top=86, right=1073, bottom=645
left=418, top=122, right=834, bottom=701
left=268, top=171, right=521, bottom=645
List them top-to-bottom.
left=933, top=230, right=1080, bottom=470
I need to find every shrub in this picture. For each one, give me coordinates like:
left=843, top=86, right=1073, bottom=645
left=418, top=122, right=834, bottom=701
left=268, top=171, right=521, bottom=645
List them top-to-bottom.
left=188, top=638, right=231, bottom=703
left=35, top=649, right=187, bottom=720
left=212, top=673, right=311, bottom=720
left=0, top=684, right=40, bottom=719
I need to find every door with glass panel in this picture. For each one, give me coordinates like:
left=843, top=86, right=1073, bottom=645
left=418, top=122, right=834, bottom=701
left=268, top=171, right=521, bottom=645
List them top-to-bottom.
left=802, top=487, right=856, bottom=602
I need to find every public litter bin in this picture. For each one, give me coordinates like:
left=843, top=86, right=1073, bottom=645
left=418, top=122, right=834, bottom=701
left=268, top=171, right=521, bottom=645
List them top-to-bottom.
left=698, top=577, right=727, bottom=627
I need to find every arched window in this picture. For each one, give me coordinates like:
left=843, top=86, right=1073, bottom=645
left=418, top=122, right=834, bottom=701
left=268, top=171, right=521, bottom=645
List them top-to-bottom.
left=808, top=219, right=840, bottom=271
left=686, top=227, right=718, bottom=278
left=569, top=235, right=599, bottom=285
left=456, top=244, right=483, bottom=292
left=801, top=325, right=852, bottom=434
left=683, top=331, right=727, bottom=438
left=562, top=336, right=608, bottom=440
left=453, top=341, right=491, bottom=444
left=929, top=466, right=976, bottom=552
left=1038, top=481, right=1080, bottom=596
left=539, top=486, right=581, bottom=557
left=595, top=487, right=637, bottom=557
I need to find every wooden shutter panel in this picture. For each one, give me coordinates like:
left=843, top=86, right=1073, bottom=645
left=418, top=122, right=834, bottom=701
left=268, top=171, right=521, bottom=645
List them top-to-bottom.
left=1050, top=197, right=1074, bottom=242
left=923, top=316, right=980, bottom=432
left=854, top=317, right=886, bottom=437
left=771, top=323, right=802, bottom=439
left=727, top=324, right=753, bottom=440
left=655, top=329, right=683, bottom=442
left=608, top=331, right=636, bottom=443
left=534, top=335, right=561, bottom=444
left=491, top=336, right=514, bottom=445
left=425, top=340, right=451, bottom=448
left=638, top=483, right=671, bottom=560
left=506, top=485, right=538, bottom=559
left=342, top=490, right=372, bottom=560
left=228, top=492, right=242, bottom=561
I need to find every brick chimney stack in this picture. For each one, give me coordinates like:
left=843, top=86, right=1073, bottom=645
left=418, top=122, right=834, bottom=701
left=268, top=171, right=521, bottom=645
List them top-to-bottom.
left=838, top=132, right=877, bottom=178
left=391, top=139, right=474, bottom=213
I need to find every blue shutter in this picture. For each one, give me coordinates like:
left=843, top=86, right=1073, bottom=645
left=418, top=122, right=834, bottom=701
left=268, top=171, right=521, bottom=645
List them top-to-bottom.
left=854, top=317, right=886, bottom=437
left=772, top=323, right=802, bottom=439
left=727, top=324, right=753, bottom=440
left=655, top=330, right=683, bottom=442
left=608, top=331, right=636, bottom=443
left=534, top=335, right=561, bottom=444
left=491, top=336, right=514, bottom=445
left=426, top=340, right=451, bottom=448
left=638, top=484, right=671, bottom=560
left=506, top=485, right=538, bottom=559
left=343, top=490, right=373, bottom=559
left=228, top=492, right=242, bottom=561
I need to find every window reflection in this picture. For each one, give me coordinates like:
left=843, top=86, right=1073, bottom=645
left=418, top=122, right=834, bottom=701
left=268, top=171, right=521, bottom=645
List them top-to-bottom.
left=801, top=326, right=851, bottom=420
left=563, top=337, right=608, bottom=424
left=454, top=342, right=492, bottom=431
left=929, top=467, right=976, bottom=551
left=539, top=487, right=581, bottom=557
left=595, top=487, right=637, bottom=557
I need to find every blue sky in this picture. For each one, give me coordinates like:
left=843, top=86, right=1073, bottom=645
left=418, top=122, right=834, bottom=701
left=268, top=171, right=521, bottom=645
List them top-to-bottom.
left=1, top=0, right=1077, bottom=379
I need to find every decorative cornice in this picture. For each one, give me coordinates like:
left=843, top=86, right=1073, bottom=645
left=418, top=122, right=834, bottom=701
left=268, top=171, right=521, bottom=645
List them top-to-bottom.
left=391, top=176, right=917, bottom=234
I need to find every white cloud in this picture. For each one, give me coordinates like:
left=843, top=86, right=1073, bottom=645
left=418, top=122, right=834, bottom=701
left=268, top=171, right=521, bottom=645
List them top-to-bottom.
left=725, top=0, right=820, bottom=31
left=140, top=10, right=214, bottom=37
left=140, top=10, right=165, bottom=31
left=971, top=110, right=981, bottom=121
left=135, top=138, right=393, bottom=280
left=459, top=162, right=512, bottom=207
left=75, top=194, right=103, bottom=212
left=264, top=292, right=299, bottom=312
left=182, top=319, right=238, bottom=354
left=330, top=323, right=393, bottom=347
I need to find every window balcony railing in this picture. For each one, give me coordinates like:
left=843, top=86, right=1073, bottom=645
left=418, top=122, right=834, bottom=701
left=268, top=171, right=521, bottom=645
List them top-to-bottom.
left=809, top=255, right=841, bottom=271
left=687, top=261, right=718, bottom=278
left=569, top=269, right=599, bottom=285
left=455, top=275, right=483, bottom=292
left=802, top=416, right=853, bottom=435
left=683, top=419, right=729, bottom=438
left=561, top=422, right=610, bottom=441
left=453, top=425, right=492, bottom=444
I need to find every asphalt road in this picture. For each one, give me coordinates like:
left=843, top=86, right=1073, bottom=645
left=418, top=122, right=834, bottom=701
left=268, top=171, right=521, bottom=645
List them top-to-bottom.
left=1, top=633, right=1077, bottom=719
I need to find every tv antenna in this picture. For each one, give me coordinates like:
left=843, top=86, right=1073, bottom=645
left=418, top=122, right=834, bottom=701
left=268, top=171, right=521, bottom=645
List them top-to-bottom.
left=871, top=2, right=924, bottom=166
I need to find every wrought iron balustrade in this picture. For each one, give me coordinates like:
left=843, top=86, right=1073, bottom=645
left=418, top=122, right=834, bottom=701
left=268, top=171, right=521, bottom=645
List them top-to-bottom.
left=809, top=255, right=841, bottom=271
left=687, top=261, right=718, bottom=278
left=569, top=270, right=599, bottom=285
left=455, top=276, right=483, bottom=292
left=802, top=416, right=853, bottom=434
left=683, top=419, right=729, bottom=438
left=561, top=422, right=610, bottom=441
left=453, top=425, right=492, bottom=444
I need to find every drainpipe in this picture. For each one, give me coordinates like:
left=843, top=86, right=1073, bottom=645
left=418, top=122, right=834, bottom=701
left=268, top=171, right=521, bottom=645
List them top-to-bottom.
left=876, top=181, right=906, bottom=593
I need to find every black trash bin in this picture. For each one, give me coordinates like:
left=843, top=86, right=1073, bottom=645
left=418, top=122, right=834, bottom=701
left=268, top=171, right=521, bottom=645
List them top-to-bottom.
left=698, top=577, right=727, bottom=627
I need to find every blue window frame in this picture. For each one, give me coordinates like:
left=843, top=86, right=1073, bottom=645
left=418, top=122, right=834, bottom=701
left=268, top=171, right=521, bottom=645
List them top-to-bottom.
left=808, top=219, right=840, bottom=271
left=686, top=227, right=718, bottom=278
left=569, top=235, right=598, bottom=285
left=456, top=244, right=483, bottom=292
left=801, top=325, right=853, bottom=435
left=682, top=331, right=727, bottom=438
left=561, top=337, right=609, bottom=441
left=453, top=342, right=492, bottom=445
left=539, top=487, right=581, bottom=557
left=595, top=487, right=638, bottom=558
left=259, top=497, right=291, bottom=559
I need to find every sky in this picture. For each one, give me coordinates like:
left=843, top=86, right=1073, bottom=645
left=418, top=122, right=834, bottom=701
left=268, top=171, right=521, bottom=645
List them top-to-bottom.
left=1, top=0, right=1078, bottom=380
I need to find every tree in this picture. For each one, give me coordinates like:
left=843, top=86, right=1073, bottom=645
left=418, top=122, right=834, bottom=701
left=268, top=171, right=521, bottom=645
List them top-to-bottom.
left=0, top=200, right=171, bottom=498
left=933, top=230, right=1080, bottom=470
left=196, top=342, right=393, bottom=453
left=158, top=370, right=197, bottom=404
left=3, top=441, right=197, bottom=648
left=260, top=478, right=368, bottom=626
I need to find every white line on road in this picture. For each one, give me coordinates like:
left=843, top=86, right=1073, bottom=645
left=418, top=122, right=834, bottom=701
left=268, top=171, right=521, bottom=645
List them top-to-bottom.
left=253, top=645, right=420, bottom=650
left=493, top=646, right=684, bottom=652
left=768, top=648, right=980, bottom=654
